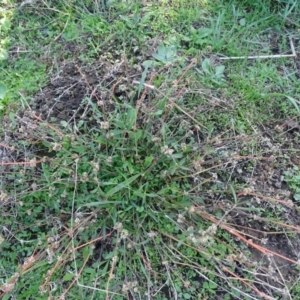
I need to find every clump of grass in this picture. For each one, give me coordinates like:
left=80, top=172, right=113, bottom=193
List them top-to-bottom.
left=2, top=0, right=300, bottom=299
left=1, top=83, right=299, bottom=299
left=0, top=96, right=226, bottom=298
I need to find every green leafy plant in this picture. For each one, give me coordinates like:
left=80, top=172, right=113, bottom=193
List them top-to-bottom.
left=182, top=26, right=212, bottom=49
left=152, top=44, right=177, bottom=63
left=196, top=58, right=225, bottom=86
left=0, top=100, right=213, bottom=298
left=284, top=166, right=300, bottom=201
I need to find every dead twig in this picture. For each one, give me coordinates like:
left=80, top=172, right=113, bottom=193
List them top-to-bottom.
left=219, top=37, right=296, bottom=60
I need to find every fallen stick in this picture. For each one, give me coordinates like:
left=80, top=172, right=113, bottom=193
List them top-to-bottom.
left=219, top=37, right=296, bottom=60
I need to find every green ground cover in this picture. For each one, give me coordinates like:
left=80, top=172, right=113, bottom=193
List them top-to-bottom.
left=1, top=0, right=300, bottom=299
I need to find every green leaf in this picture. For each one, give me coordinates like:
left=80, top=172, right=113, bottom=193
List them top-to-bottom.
left=119, top=15, right=134, bottom=28
left=0, top=17, right=11, bottom=33
left=239, top=18, right=246, bottom=26
left=190, top=26, right=197, bottom=34
left=197, top=27, right=212, bottom=39
left=153, top=44, right=177, bottom=63
left=157, top=44, right=166, bottom=55
left=165, top=45, right=177, bottom=59
left=0, top=48, right=8, bottom=60
left=152, top=53, right=165, bottom=62
left=201, top=58, right=211, bottom=74
left=138, top=60, right=152, bottom=96
left=215, top=65, right=225, bottom=75
left=0, top=82, right=7, bottom=100
left=285, top=95, right=300, bottom=114
left=158, top=98, right=167, bottom=110
left=126, top=107, right=136, bottom=130
left=153, top=109, right=164, bottom=116
left=60, top=120, right=69, bottom=127
left=77, top=120, right=84, bottom=128
left=161, top=123, right=169, bottom=137
left=135, top=129, right=143, bottom=140
left=128, top=130, right=143, bottom=141
left=73, top=145, right=87, bottom=154
left=171, top=153, right=183, bottom=159
left=144, top=155, right=154, bottom=168
left=105, top=173, right=141, bottom=197
left=146, top=193, right=158, bottom=197
left=294, top=194, right=300, bottom=201
left=79, top=201, right=122, bottom=208
left=136, top=206, right=144, bottom=212
left=83, top=246, right=89, bottom=261
left=103, top=251, right=114, bottom=260
left=84, top=267, right=96, bottom=275
left=63, top=273, right=75, bottom=281
left=2, top=294, right=11, bottom=300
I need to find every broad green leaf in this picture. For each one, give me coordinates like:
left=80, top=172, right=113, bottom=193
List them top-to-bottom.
left=239, top=18, right=246, bottom=26
left=190, top=26, right=197, bottom=34
left=197, top=28, right=212, bottom=39
left=182, top=36, right=192, bottom=42
left=157, top=44, right=165, bottom=55
left=153, top=45, right=176, bottom=63
left=166, top=45, right=177, bottom=59
left=152, top=53, right=165, bottom=62
left=201, top=58, right=211, bottom=74
left=142, top=60, right=153, bottom=69
left=215, top=65, right=225, bottom=75
left=153, top=109, right=164, bottom=116
left=60, top=120, right=69, bottom=127
left=77, top=120, right=84, bottom=128
left=135, top=129, right=143, bottom=140
left=128, top=130, right=143, bottom=141
left=144, top=155, right=154, bottom=168
left=294, top=194, right=300, bottom=201
left=136, top=206, right=144, bottom=212
left=103, top=251, right=115, bottom=260
left=84, top=267, right=96, bottom=275
left=63, top=273, right=75, bottom=281
left=183, top=293, right=192, bottom=299
left=2, top=294, right=10, bottom=300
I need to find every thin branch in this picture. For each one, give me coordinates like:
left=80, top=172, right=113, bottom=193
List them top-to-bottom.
left=219, top=37, right=296, bottom=60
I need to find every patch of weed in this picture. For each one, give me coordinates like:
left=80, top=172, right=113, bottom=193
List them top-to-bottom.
left=1, top=0, right=300, bottom=299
